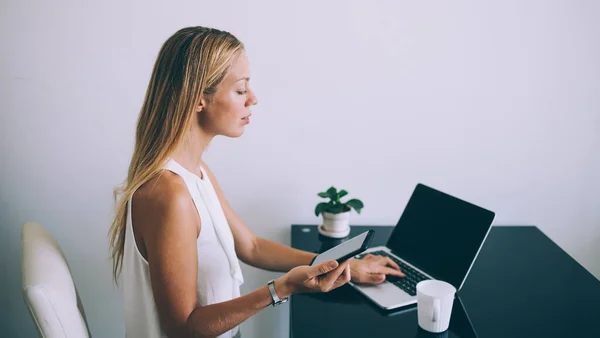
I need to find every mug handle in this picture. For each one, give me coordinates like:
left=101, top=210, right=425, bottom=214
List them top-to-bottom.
left=432, top=298, right=440, bottom=323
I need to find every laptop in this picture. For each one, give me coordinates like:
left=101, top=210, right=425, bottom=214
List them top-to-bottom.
left=349, top=183, right=495, bottom=310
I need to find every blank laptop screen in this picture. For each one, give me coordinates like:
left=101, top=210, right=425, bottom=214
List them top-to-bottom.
left=386, top=184, right=495, bottom=289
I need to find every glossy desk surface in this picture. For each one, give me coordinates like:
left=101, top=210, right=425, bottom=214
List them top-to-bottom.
left=290, top=225, right=600, bottom=338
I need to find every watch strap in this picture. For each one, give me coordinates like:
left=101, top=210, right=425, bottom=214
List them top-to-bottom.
left=267, top=279, right=288, bottom=307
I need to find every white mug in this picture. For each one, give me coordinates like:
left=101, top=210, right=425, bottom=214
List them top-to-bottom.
left=416, top=280, right=456, bottom=333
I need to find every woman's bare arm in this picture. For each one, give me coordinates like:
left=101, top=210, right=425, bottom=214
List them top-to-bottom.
left=200, top=163, right=316, bottom=272
left=133, top=172, right=348, bottom=338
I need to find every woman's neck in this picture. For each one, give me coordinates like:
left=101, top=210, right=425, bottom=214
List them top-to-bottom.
left=171, top=126, right=214, bottom=177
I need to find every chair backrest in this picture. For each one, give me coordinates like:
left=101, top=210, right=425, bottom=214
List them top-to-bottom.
left=21, top=222, right=92, bottom=338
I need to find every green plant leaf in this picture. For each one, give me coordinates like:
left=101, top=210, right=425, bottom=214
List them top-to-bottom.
left=326, top=186, right=338, bottom=200
left=338, top=190, right=348, bottom=199
left=317, top=192, right=329, bottom=198
left=346, top=199, right=364, bottom=214
left=314, top=202, right=330, bottom=216
left=328, top=203, right=346, bottom=214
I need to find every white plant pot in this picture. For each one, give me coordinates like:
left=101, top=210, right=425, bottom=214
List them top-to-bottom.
left=322, top=211, right=351, bottom=233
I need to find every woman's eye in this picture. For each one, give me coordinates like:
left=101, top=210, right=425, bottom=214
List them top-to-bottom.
left=237, top=90, right=247, bottom=95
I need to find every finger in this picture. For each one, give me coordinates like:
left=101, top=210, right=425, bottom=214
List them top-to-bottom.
left=382, top=257, right=401, bottom=271
left=308, top=260, right=339, bottom=278
left=320, top=261, right=349, bottom=290
left=337, top=263, right=351, bottom=284
left=332, top=264, right=352, bottom=289
left=345, top=264, right=351, bottom=281
left=374, top=265, right=405, bottom=277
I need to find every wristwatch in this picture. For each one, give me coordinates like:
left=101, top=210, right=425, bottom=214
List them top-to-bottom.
left=267, top=279, right=289, bottom=307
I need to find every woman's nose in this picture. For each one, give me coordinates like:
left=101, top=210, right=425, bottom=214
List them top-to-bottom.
left=247, top=89, right=258, bottom=106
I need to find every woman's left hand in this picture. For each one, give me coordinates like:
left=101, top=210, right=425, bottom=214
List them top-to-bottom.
left=349, top=254, right=406, bottom=284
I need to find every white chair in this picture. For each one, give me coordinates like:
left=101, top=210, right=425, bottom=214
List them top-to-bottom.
left=21, top=222, right=92, bottom=337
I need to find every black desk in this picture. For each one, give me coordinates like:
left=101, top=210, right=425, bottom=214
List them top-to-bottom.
left=290, top=225, right=600, bottom=338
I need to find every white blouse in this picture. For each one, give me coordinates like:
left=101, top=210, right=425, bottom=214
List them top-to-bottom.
left=122, top=159, right=244, bottom=338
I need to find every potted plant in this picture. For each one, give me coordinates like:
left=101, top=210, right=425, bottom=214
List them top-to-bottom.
left=314, top=186, right=364, bottom=236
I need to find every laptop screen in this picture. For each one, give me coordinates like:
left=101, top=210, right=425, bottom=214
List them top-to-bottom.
left=386, top=184, right=495, bottom=290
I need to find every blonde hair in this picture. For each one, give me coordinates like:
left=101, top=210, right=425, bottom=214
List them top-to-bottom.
left=108, top=26, right=244, bottom=284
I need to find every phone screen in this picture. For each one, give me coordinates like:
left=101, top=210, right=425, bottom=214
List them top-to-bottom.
left=310, top=231, right=373, bottom=266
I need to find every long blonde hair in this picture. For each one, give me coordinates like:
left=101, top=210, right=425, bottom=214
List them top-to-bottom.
left=108, top=26, right=244, bottom=284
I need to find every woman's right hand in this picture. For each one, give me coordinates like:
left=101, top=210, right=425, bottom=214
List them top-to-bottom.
left=275, top=260, right=351, bottom=298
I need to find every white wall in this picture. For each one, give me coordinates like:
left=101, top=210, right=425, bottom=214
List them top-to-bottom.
left=1, top=0, right=599, bottom=337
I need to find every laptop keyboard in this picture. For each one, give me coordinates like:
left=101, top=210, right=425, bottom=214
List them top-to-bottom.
left=356, top=250, right=430, bottom=296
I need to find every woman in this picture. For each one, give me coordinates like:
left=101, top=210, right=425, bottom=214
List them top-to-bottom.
left=108, top=26, right=405, bottom=338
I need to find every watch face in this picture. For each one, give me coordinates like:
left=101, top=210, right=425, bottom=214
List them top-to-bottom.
left=273, top=296, right=288, bottom=306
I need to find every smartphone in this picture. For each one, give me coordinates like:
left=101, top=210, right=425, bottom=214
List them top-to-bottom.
left=310, top=230, right=374, bottom=266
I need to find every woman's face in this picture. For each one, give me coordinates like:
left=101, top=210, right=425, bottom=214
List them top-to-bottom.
left=199, top=52, right=258, bottom=138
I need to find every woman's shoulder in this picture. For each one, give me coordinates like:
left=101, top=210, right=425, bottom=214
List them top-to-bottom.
left=131, top=169, right=201, bottom=262
left=132, top=170, right=198, bottom=229
left=134, top=170, right=188, bottom=204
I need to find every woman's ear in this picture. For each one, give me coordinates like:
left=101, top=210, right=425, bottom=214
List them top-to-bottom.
left=196, top=97, right=206, bottom=113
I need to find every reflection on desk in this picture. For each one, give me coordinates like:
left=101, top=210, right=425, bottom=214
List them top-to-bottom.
left=290, top=225, right=600, bottom=338
left=292, top=284, right=475, bottom=338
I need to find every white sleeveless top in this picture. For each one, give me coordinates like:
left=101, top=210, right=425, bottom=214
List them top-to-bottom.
left=122, top=159, right=244, bottom=338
